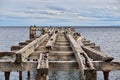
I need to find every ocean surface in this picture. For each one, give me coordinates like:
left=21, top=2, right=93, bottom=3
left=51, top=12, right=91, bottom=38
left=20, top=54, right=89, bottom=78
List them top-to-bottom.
left=0, top=27, right=120, bottom=80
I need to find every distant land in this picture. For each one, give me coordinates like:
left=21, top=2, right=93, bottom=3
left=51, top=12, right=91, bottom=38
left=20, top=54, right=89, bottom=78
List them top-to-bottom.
left=0, top=26, right=120, bottom=28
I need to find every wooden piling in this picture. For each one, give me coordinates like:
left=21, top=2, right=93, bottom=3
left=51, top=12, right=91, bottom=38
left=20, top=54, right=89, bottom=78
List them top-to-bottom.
left=85, top=70, right=97, bottom=80
left=19, top=71, right=22, bottom=80
left=27, top=71, right=30, bottom=79
left=103, top=71, right=109, bottom=80
left=4, top=72, right=10, bottom=80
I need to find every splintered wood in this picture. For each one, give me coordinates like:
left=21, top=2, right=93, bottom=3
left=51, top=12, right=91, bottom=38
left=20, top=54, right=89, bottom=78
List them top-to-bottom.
left=0, top=26, right=120, bottom=80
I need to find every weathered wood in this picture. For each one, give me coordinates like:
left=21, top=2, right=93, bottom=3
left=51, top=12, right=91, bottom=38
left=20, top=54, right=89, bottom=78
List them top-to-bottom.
left=30, top=26, right=36, bottom=39
left=0, top=27, right=120, bottom=80
left=45, top=32, right=57, bottom=50
left=15, top=34, right=49, bottom=63
left=66, top=34, right=86, bottom=80
left=67, top=34, right=95, bottom=69
left=76, top=36, right=95, bottom=70
left=77, top=36, right=113, bottom=62
left=77, top=37, right=101, bottom=51
left=26, top=39, right=33, bottom=43
left=19, top=42, right=29, bottom=46
left=84, top=43, right=95, bottom=46
left=11, top=46, right=23, bottom=51
left=81, top=46, right=114, bottom=61
left=90, top=46, right=101, bottom=51
left=50, top=51, right=74, bottom=56
left=0, top=52, right=15, bottom=57
left=36, top=52, right=48, bottom=80
left=49, top=60, right=79, bottom=70
left=93, top=61, right=120, bottom=71
left=0, top=62, right=37, bottom=71
left=84, top=70, right=97, bottom=80
left=19, top=71, right=22, bottom=80
left=27, top=71, right=30, bottom=79
left=103, top=71, right=109, bottom=80
left=4, top=72, right=10, bottom=80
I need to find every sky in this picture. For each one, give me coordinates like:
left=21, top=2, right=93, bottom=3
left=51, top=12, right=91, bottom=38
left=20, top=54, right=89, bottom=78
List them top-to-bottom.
left=0, top=0, right=120, bottom=26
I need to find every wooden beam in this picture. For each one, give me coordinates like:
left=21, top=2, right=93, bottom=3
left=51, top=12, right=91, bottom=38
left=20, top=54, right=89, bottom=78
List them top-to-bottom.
left=45, top=32, right=57, bottom=50
left=15, top=33, right=49, bottom=63
left=66, top=34, right=86, bottom=80
left=67, top=34, right=95, bottom=69
left=77, top=36, right=113, bottom=61
left=19, top=42, right=29, bottom=46
left=84, top=43, right=95, bottom=46
left=11, top=46, right=23, bottom=51
left=81, top=46, right=114, bottom=61
left=90, top=46, right=101, bottom=51
left=0, top=52, right=15, bottom=57
left=36, top=52, right=48, bottom=80
left=0, top=61, right=119, bottom=71
left=49, top=61, right=79, bottom=71
left=92, top=61, right=120, bottom=71
left=0, top=62, right=37, bottom=71
left=84, top=70, right=97, bottom=80
left=4, top=72, right=10, bottom=80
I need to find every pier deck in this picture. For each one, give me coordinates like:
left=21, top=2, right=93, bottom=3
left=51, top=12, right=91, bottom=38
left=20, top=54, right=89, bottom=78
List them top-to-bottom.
left=0, top=26, right=120, bottom=80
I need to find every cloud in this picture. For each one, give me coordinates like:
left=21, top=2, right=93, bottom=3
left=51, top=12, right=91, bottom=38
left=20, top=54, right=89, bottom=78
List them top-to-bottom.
left=0, top=0, right=120, bottom=26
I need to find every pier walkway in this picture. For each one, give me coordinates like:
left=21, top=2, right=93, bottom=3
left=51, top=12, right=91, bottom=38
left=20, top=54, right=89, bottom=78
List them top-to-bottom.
left=0, top=26, right=120, bottom=80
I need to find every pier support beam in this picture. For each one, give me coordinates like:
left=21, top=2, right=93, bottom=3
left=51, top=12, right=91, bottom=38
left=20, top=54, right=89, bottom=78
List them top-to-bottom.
left=36, top=69, right=48, bottom=80
left=85, top=70, right=97, bottom=80
left=19, top=71, right=22, bottom=80
left=27, top=71, right=30, bottom=79
left=103, top=71, right=109, bottom=80
left=4, top=72, right=10, bottom=80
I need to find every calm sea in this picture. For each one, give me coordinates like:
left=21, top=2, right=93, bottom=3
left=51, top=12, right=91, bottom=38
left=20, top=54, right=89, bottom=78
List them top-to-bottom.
left=0, top=27, right=120, bottom=80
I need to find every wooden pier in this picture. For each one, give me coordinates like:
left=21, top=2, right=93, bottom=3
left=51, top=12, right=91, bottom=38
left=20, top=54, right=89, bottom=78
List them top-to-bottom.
left=0, top=26, right=120, bottom=80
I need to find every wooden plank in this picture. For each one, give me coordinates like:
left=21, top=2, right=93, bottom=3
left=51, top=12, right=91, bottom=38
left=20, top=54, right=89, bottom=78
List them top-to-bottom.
left=45, top=32, right=57, bottom=50
left=15, top=34, right=49, bottom=63
left=66, top=34, right=86, bottom=80
left=67, top=34, right=94, bottom=69
left=77, top=36, right=113, bottom=61
left=77, top=37, right=95, bottom=70
left=19, top=42, right=29, bottom=46
left=84, top=43, right=95, bottom=46
left=11, top=46, right=23, bottom=51
left=81, top=46, right=114, bottom=61
left=90, top=46, right=101, bottom=51
left=50, top=51, right=74, bottom=56
left=0, top=52, right=15, bottom=57
left=36, top=52, right=48, bottom=80
left=37, top=53, right=48, bottom=69
left=37, top=53, right=43, bottom=69
left=49, top=60, right=79, bottom=71
left=0, top=61, right=119, bottom=71
left=92, top=61, right=120, bottom=71
left=0, top=62, right=37, bottom=71
left=84, top=70, right=97, bottom=80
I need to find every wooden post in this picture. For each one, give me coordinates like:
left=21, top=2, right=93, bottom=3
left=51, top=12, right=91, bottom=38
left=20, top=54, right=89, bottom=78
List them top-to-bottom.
left=30, top=26, right=35, bottom=39
left=36, top=52, right=48, bottom=80
left=36, top=69, right=48, bottom=80
left=85, top=70, right=97, bottom=80
left=19, top=71, right=22, bottom=80
left=27, top=71, right=30, bottom=79
left=103, top=71, right=109, bottom=80
left=4, top=72, right=10, bottom=80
